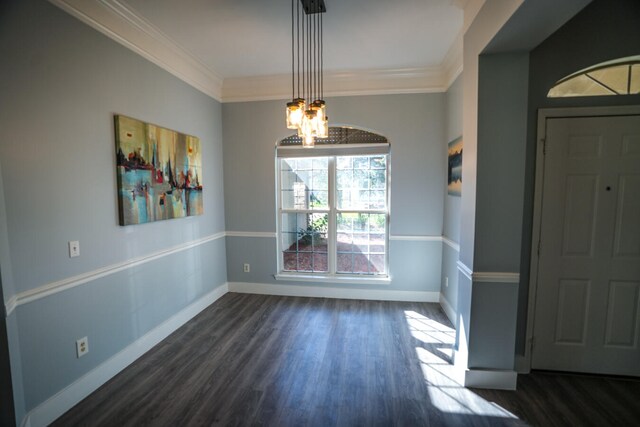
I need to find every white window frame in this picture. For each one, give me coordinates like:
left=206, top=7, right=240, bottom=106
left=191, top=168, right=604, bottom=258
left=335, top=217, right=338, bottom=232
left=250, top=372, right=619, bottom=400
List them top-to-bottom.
left=275, top=146, right=391, bottom=285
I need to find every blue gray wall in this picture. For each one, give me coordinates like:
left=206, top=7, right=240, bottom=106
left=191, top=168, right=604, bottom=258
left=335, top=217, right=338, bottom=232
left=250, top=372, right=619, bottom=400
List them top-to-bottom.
left=0, top=0, right=227, bottom=421
left=516, top=0, right=640, bottom=354
left=465, top=52, right=529, bottom=370
left=440, top=75, right=462, bottom=320
left=223, top=94, right=446, bottom=293
left=0, top=153, right=18, bottom=425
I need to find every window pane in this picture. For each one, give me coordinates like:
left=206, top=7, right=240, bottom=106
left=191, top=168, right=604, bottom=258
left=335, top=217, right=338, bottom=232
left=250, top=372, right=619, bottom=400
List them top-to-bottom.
left=588, top=65, right=630, bottom=95
left=632, top=65, right=640, bottom=94
left=548, top=74, right=613, bottom=97
left=337, top=155, right=387, bottom=210
left=353, top=156, right=369, bottom=169
left=370, top=156, right=386, bottom=169
left=280, top=157, right=329, bottom=209
left=312, top=157, right=328, bottom=169
left=337, top=157, right=352, bottom=170
left=297, top=158, right=312, bottom=170
left=354, top=169, right=369, bottom=189
left=337, top=170, right=353, bottom=189
left=371, top=170, right=386, bottom=189
left=370, top=190, right=386, bottom=209
left=281, top=212, right=328, bottom=273
left=336, top=213, right=387, bottom=275
left=370, top=233, right=385, bottom=252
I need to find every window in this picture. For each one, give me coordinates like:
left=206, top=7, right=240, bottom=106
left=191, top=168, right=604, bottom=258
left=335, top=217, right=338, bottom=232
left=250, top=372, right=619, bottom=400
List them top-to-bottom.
left=548, top=56, right=640, bottom=98
left=277, top=128, right=389, bottom=279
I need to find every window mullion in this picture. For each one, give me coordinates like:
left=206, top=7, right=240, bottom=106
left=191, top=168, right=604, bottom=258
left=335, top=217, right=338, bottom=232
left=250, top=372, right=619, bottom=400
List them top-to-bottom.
left=328, top=157, right=337, bottom=275
left=276, top=158, right=282, bottom=273
left=280, top=209, right=330, bottom=214
left=336, top=209, right=388, bottom=214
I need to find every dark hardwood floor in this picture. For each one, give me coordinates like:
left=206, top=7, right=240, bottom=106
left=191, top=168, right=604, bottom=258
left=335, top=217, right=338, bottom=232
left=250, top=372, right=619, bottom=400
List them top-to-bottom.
left=53, top=293, right=640, bottom=426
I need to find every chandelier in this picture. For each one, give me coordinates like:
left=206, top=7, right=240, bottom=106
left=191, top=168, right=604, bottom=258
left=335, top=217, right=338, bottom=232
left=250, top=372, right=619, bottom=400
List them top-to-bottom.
left=285, top=0, right=328, bottom=148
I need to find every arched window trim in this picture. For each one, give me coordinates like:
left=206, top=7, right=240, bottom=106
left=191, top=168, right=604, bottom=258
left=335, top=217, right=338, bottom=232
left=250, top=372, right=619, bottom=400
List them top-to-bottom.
left=276, top=126, right=390, bottom=158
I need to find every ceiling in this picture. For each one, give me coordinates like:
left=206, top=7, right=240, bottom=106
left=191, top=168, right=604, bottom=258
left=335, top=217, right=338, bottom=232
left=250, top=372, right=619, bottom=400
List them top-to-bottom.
left=50, top=0, right=476, bottom=101
left=123, top=0, right=463, bottom=78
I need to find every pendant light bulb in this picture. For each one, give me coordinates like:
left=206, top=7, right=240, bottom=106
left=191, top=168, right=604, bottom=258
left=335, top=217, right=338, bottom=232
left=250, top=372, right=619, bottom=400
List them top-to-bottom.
left=312, top=100, right=326, bottom=121
left=286, top=101, right=303, bottom=129
left=301, top=110, right=316, bottom=138
left=317, top=116, right=329, bottom=138
left=303, top=134, right=315, bottom=148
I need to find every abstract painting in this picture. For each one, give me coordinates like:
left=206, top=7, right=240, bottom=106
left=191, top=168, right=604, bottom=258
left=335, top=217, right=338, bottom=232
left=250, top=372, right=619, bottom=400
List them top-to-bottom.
left=114, top=115, right=203, bottom=225
left=447, top=136, right=462, bottom=196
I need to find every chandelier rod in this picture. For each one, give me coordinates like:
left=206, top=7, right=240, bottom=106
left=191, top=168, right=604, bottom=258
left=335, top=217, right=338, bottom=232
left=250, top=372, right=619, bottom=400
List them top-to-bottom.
left=291, top=0, right=294, bottom=101
left=294, top=0, right=300, bottom=98
left=320, top=11, right=323, bottom=100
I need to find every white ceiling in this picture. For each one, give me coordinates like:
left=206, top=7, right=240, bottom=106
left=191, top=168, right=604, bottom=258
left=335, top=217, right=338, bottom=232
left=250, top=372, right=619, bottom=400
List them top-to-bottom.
left=50, top=0, right=473, bottom=101
left=123, top=0, right=463, bottom=78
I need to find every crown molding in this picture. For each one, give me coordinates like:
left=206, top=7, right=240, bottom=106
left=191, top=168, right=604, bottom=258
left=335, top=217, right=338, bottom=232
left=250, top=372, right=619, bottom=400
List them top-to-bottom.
left=48, top=0, right=223, bottom=100
left=49, top=0, right=465, bottom=103
left=442, top=31, right=464, bottom=88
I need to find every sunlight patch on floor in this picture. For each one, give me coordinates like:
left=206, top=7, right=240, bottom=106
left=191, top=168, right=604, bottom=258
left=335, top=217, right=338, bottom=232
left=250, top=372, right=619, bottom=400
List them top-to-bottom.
left=404, top=310, right=456, bottom=348
left=405, top=310, right=519, bottom=419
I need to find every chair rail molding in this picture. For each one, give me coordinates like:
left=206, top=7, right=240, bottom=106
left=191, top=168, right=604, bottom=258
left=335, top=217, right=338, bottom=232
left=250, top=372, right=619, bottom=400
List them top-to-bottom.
left=5, top=232, right=226, bottom=316
left=456, top=261, right=520, bottom=284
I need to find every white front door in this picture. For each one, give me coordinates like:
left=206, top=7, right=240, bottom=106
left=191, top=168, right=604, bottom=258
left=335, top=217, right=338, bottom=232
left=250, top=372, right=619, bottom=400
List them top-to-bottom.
left=532, top=114, right=640, bottom=376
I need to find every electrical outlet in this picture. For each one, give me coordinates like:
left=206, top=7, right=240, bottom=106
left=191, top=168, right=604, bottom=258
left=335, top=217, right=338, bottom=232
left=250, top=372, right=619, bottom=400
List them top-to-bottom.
left=69, top=240, right=80, bottom=258
left=243, top=263, right=250, bottom=273
left=76, top=336, right=89, bottom=358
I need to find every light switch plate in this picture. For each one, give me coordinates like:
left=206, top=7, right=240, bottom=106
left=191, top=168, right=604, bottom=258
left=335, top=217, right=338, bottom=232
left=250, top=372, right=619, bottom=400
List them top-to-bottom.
left=69, top=241, right=80, bottom=258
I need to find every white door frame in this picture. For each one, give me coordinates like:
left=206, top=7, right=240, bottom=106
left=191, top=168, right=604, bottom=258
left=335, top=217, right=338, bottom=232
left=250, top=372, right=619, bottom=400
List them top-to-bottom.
left=523, top=105, right=640, bottom=372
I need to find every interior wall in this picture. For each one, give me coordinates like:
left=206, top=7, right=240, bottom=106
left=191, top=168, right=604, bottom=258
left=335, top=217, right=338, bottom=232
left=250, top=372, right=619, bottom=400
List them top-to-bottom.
left=0, top=0, right=227, bottom=421
left=456, top=0, right=523, bottom=370
left=516, top=0, right=640, bottom=354
left=467, top=52, right=529, bottom=370
left=475, top=52, right=529, bottom=273
left=440, top=75, right=463, bottom=321
left=444, top=76, right=463, bottom=243
left=223, top=94, right=446, bottom=294
left=0, top=150, right=18, bottom=425
left=0, top=278, right=16, bottom=427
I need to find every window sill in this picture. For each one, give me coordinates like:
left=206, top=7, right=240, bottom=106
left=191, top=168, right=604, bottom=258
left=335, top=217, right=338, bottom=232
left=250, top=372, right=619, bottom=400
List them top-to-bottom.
left=274, top=273, right=391, bottom=286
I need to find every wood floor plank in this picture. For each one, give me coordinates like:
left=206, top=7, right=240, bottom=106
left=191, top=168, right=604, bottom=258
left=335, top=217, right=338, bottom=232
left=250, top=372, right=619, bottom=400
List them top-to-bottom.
left=52, top=293, right=640, bottom=427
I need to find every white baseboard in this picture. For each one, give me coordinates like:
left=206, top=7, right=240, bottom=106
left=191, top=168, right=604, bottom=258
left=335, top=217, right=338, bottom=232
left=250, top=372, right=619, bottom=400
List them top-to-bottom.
left=228, top=282, right=440, bottom=302
left=22, top=283, right=229, bottom=427
left=439, top=294, right=456, bottom=325
left=464, top=368, right=518, bottom=390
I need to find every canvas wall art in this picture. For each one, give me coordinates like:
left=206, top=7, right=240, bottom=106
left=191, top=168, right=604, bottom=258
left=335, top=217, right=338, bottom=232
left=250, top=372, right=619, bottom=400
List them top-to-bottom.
left=115, top=115, right=203, bottom=225
left=447, top=136, right=462, bottom=196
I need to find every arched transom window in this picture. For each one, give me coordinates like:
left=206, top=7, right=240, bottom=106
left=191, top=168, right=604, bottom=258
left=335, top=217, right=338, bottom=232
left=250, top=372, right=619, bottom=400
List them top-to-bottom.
left=548, top=56, right=640, bottom=98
